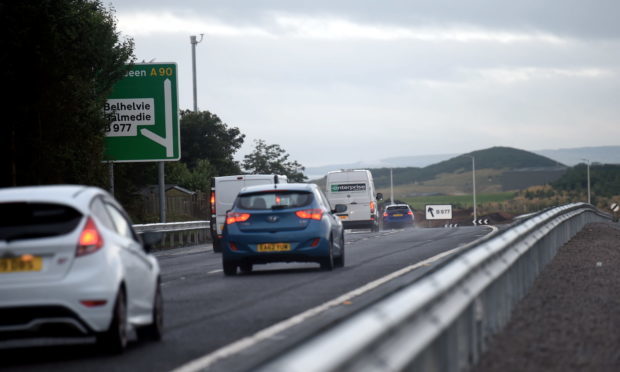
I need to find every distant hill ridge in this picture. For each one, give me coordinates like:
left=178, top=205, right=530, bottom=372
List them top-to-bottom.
left=369, top=147, right=564, bottom=189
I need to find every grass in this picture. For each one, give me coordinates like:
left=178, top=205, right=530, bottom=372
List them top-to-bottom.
left=401, top=192, right=517, bottom=211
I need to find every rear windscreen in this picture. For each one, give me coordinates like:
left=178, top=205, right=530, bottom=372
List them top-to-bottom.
left=237, top=191, right=313, bottom=210
left=0, top=202, right=83, bottom=241
left=387, top=206, right=410, bottom=211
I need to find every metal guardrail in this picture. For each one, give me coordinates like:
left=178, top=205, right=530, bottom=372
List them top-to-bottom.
left=259, top=203, right=611, bottom=372
left=134, top=221, right=210, bottom=250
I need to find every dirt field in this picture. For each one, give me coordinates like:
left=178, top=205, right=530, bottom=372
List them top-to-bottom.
left=473, top=222, right=620, bottom=372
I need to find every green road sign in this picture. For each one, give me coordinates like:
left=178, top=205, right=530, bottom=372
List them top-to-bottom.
left=104, top=63, right=180, bottom=162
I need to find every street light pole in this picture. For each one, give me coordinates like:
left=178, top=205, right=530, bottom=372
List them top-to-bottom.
left=190, top=34, right=204, bottom=112
left=465, top=155, right=477, bottom=223
left=471, top=156, right=477, bottom=222
left=581, top=159, right=591, bottom=204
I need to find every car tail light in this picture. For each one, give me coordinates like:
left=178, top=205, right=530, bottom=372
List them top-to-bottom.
left=210, top=189, right=216, bottom=215
left=370, top=201, right=376, bottom=213
left=295, top=209, right=323, bottom=220
left=408, top=211, right=413, bottom=215
left=226, top=212, right=251, bottom=224
left=383, top=212, right=388, bottom=217
left=76, top=217, right=103, bottom=257
left=311, top=238, right=320, bottom=247
left=229, top=242, right=238, bottom=251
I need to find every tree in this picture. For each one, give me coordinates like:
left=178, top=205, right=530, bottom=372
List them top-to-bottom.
left=0, top=0, right=134, bottom=187
left=179, top=110, right=245, bottom=176
left=242, top=139, right=307, bottom=182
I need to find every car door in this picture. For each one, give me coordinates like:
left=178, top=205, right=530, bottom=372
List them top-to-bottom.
left=104, top=201, right=154, bottom=318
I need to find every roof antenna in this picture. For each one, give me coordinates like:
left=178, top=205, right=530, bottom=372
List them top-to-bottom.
left=274, top=175, right=279, bottom=188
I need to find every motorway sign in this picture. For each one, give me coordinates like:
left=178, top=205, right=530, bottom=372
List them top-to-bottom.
left=104, top=63, right=180, bottom=162
left=425, top=204, right=452, bottom=220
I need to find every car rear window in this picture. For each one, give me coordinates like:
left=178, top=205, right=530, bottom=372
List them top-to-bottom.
left=236, top=191, right=313, bottom=210
left=0, top=202, right=83, bottom=241
left=387, top=205, right=410, bottom=211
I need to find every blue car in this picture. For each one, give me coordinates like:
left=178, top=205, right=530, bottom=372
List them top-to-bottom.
left=221, top=183, right=347, bottom=275
left=382, top=204, right=415, bottom=229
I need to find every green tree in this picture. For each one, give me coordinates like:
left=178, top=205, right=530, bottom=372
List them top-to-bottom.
left=0, top=0, right=134, bottom=187
left=180, top=110, right=245, bottom=176
left=242, top=139, right=307, bottom=182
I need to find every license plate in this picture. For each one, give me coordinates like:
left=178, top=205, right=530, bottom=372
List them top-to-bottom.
left=393, top=214, right=404, bottom=217
left=338, top=215, right=348, bottom=220
left=257, top=243, right=291, bottom=252
left=0, top=256, right=43, bottom=274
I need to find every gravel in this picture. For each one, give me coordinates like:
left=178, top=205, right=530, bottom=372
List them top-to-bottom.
left=473, top=222, right=620, bottom=372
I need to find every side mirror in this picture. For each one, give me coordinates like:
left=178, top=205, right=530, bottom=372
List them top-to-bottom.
left=376, top=192, right=383, bottom=201
left=333, top=204, right=347, bottom=213
left=140, top=231, right=164, bottom=253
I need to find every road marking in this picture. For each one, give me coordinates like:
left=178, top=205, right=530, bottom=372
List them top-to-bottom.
left=172, top=227, right=496, bottom=372
left=208, top=269, right=223, bottom=274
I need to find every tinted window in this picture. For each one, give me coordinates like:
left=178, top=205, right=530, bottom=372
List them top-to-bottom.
left=237, top=191, right=313, bottom=210
left=0, top=202, right=82, bottom=241
left=387, top=205, right=410, bottom=211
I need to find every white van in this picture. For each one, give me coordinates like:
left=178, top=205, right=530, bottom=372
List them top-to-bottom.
left=325, top=170, right=382, bottom=231
left=210, top=174, right=287, bottom=252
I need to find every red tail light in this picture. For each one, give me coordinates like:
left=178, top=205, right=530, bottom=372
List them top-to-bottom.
left=210, top=190, right=216, bottom=215
left=370, top=201, right=376, bottom=213
left=295, top=209, right=323, bottom=220
left=408, top=211, right=413, bottom=215
left=226, top=212, right=251, bottom=224
left=383, top=212, right=388, bottom=217
left=76, top=217, right=103, bottom=257
left=80, top=300, right=107, bottom=307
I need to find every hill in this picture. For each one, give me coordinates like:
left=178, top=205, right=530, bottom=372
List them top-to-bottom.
left=371, top=147, right=565, bottom=189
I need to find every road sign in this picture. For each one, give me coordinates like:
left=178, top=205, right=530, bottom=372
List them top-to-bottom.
left=104, top=63, right=180, bottom=162
left=611, top=203, right=619, bottom=213
left=425, top=204, right=452, bottom=220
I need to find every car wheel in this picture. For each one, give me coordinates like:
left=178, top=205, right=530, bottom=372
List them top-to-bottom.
left=371, top=222, right=379, bottom=232
left=334, top=234, right=345, bottom=268
left=320, top=238, right=334, bottom=271
left=223, top=258, right=237, bottom=276
left=239, top=262, right=253, bottom=274
left=137, top=281, right=163, bottom=341
left=96, top=288, right=128, bottom=354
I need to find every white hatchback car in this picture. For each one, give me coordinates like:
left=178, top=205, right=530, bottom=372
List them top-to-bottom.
left=0, top=185, right=163, bottom=352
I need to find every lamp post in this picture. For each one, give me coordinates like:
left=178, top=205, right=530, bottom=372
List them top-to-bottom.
left=190, top=34, right=204, bottom=112
left=465, top=155, right=477, bottom=223
left=581, top=158, right=591, bottom=204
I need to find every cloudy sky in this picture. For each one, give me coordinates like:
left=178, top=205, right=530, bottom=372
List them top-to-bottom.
left=111, top=0, right=620, bottom=168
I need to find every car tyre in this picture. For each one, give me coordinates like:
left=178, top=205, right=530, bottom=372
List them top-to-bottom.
left=371, top=222, right=380, bottom=232
left=334, top=234, right=345, bottom=268
left=320, top=238, right=334, bottom=271
left=223, top=258, right=237, bottom=276
left=137, top=281, right=163, bottom=341
left=96, top=288, right=128, bottom=354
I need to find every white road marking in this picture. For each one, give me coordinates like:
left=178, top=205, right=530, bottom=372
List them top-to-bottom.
left=172, top=227, right=496, bottom=372
left=208, top=269, right=223, bottom=274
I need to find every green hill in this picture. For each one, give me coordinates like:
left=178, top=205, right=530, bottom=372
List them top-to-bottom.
left=371, top=147, right=564, bottom=189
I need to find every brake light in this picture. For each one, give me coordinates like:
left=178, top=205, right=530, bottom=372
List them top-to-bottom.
left=210, top=190, right=216, bottom=215
left=370, top=201, right=376, bottom=213
left=296, top=209, right=323, bottom=220
left=408, top=211, right=413, bottom=215
left=226, top=212, right=251, bottom=224
left=383, top=212, right=388, bottom=217
left=76, top=217, right=103, bottom=257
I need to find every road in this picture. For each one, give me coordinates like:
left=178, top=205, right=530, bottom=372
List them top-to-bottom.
left=0, top=226, right=492, bottom=372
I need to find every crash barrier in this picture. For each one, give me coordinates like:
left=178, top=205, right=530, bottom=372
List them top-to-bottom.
left=260, top=203, right=611, bottom=372
left=134, top=221, right=210, bottom=250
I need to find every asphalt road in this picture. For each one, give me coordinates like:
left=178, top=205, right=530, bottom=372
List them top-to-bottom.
left=0, top=226, right=492, bottom=372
